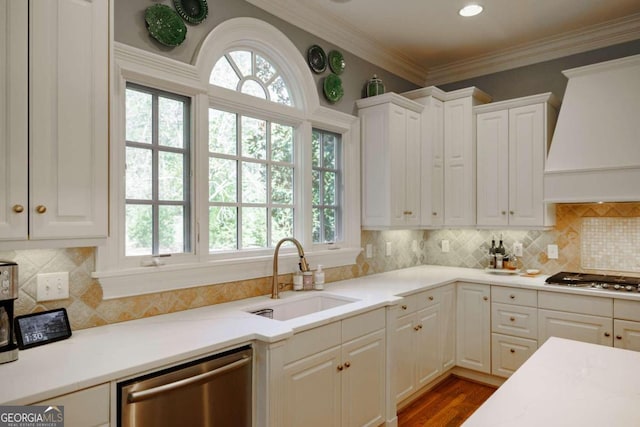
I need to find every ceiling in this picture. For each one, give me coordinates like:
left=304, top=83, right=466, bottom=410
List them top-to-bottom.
left=246, top=0, right=640, bottom=85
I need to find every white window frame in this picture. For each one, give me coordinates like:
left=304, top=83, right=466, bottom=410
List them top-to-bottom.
left=95, top=18, right=360, bottom=299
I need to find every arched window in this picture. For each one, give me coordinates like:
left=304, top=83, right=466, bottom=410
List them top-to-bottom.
left=210, top=50, right=292, bottom=106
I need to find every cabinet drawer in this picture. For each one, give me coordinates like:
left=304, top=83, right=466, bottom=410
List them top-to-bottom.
left=492, top=286, right=537, bottom=307
left=414, top=288, right=440, bottom=310
left=538, top=291, right=612, bottom=317
left=395, top=295, right=418, bottom=318
left=614, top=299, right=640, bottom=322
left=491, top=303, right=537, bottom=339
left=342, top=308, right=385, bottom=342
left=538, top=309, right=612, bottom=346
left=284, top=322, right=341, bottom=364
left=491, top=333, right=537, bottom=378
left=34, top=383, right=109, bottom=427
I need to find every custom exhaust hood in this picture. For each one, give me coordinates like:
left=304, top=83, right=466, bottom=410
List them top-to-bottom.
left=544, top=54, right=640, bottom=203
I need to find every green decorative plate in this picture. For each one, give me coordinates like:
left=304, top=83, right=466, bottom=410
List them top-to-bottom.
left=173, top=0, right=208, bottom=25
left=145, top=4, right=187, bottom=47
left=307, top=45, right=327, bottom=74
left=328, top=50, right=345, bottom=75
left=323, top=73, right=344, bottom=103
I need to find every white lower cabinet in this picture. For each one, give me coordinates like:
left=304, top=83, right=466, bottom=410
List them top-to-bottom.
left=456, top=282, right=491, bottom=373
left=393, top=284, right=455, bottom=404
left=490, top=286, right=538, bottom=378
left=538, top=291, right=613, bottom=346
left=282, top=309, right=386, bottom=427
left=614, top=319, right=640, bottom=351
left=491, top=333, right=537, bottom=378
left=33, top=383, right=109, bottom=427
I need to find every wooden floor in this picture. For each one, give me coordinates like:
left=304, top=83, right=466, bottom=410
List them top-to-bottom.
left=397, top=376, right=497, bottom=427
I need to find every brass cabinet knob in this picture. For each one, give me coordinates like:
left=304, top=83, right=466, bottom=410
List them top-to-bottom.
left=13, top=205, right=24, bottom=213
left=36, top=205, right=47, bottom=214
left=403, top=211, right=413, bottom=215
left=501, top=211, right=506, bottom=215
left=510, top=211, right=515, bottom=215
left=432, top=212, right=437, bottom=216
left=509, top=294, right=515, bottom=299
left=428, top=296, right=434, bottom=301
left=483, top=296, right=489, bottom=301
left=401, top=304, right=408, bottom=310
left=509, top=317, right=516, bottom=322
left=414, top=325, right=420, bottom=331
left=604, top=332, right=611, bottom=337
left=616, top=335, right=623, bottom=340
left=510, top=349, right=515, bottom=354
left=344, top=361, right=351, bottom=368
left=337, top=364, right=343, bottom=371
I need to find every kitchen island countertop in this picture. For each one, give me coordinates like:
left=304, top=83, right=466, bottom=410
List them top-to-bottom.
left=463, top=336, right=640, bottom=426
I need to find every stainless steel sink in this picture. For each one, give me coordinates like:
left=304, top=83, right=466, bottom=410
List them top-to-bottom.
left=246, top=294, right=359, bottom=321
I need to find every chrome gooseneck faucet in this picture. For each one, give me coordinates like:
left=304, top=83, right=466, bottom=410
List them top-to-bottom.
left=272, top=237, right=310, bottom=299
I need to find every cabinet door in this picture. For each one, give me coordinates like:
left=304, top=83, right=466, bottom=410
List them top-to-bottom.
left=0, top=0, right=28, bottom=240
left=29, top=0, right=108, bottom=239
left=421, top=98, right=444, bottom=227
left=444, top=98, right=475, bottom=226
left=508, top=104, right=544, bottom=226
left=389, top=105, right=408, bottom=225
left=404, top=109, right=421, bottom=226
left=476, top=110, right=509, bottom=226
left=456, top=282, right=491, bottom=373
left=439, top=284, right=456, bottom=371
left=415, top=305, right=441, bottom=387
left=538, top=309, right=613, bottom=346
left=393, top=312, right=417, bottom=403
left=614, top=319, right=640, bottom=351
left=342, top=329, right=385, bottom=427
left=283, top=346, right=342, bottom=427
left=34, top=383, right=109, bottom=427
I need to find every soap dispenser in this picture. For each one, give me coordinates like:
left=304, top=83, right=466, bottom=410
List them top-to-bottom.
left=314, top=265, right=325, bottom=290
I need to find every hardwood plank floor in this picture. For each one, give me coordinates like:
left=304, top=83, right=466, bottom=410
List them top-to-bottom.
left=397, top=376, right=497, bottom=427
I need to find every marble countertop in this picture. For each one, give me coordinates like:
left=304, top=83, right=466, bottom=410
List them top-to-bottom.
left=2, top=265, right=638, bottom=405
left=463, top=337, right=640, bottom=426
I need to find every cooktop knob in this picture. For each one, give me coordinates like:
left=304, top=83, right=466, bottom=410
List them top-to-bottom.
left=601, top=283, right=609, bottom=289
left=614, top=284, right=621, bottom=290
left=626, top=285, right=634, bottom=291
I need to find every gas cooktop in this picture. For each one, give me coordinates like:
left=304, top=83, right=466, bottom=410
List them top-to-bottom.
left=545, top=272, right=640, bottom=292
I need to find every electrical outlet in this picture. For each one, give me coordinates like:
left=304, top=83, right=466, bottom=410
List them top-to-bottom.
left=411, top=240, right=418, bottom=252
left=441, top=240, right=450, bottom=253
left=385, top=242, right=392, bottom=257
left=513, top=242, right=523, bottom=257
left=365, top=244, right=373, bottom=258
left=547, top=244, right=559, bottom=259
left=37, top=272, right=70, bottom=302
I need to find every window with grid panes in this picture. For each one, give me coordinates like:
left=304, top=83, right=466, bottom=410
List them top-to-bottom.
left=312, top=129, right=341, bottom=243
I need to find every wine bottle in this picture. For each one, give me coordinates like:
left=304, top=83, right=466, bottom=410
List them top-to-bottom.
left=489, top=236, right=496, bottom=268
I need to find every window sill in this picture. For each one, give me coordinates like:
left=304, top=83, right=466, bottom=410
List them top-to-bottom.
left=93, top=247, right=362, bottom=299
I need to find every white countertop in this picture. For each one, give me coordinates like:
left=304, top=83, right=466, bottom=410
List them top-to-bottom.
left=1, top=265, right=638, bottom=405
left=463, top=337, right=640, bottom=426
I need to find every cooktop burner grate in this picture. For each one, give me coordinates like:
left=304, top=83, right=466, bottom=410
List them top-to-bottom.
left=545, top=272, right=640, bottom=292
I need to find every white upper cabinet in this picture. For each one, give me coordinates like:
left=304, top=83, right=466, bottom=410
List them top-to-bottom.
left=0, top=0, right=28, bottom=240
left=0, top=0, right=108, bottom=246
left=29, top=0, right=108, bottom=240
left=404, top=87, right=446, bottom=228
left=443, top=88, right=491, bottom=227
left=357, top=93, right=423, bottom=229
left=476, top=93, right=558, bottom=228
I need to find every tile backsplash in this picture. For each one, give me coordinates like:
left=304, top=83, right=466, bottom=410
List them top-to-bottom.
left=3, top=203, right=640, bottom=330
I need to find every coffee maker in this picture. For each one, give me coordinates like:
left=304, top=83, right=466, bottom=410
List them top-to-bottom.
left=0, top=261, right=18, bottom=363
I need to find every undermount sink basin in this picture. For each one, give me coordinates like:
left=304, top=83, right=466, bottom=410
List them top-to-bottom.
left=246, top=294, right=359, bottom=321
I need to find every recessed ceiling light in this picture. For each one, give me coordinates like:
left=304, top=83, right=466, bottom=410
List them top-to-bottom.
left=459, top=4, right=483, bottom=17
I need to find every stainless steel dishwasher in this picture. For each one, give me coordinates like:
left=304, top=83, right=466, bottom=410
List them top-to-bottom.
left=118, top=345, right=252, bottom=427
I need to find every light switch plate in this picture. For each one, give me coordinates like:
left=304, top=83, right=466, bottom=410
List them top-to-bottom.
left=441, top=240, right=450, bottom=253
left=385, top=242, right=392, bottom=257
left=513, top=242, right=523, bottom=257
left=365, top=244, right=373, bottom=258
left=547, top=244, right=559, bottom=259
left=37, top=272, right=70, bottom=302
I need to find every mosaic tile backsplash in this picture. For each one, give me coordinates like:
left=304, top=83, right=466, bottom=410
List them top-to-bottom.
left=3, top=203, right=640, bottom=330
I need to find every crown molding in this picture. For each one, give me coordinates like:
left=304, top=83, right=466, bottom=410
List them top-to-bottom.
left=245, top=0, right=427, bottom=86
left=248, top=0, right=640, bottom=88
left=424, top=12, right=640, bottom=86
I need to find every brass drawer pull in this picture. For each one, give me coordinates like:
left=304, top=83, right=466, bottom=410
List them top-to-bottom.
left=13, top=205, right=24, bottom=213
left=36, top=205, right=47, bottom=214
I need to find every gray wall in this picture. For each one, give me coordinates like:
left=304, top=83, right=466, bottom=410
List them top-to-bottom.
left=114, top=0, right=419, bottom=115
left=439, top=39, right=640, bottom=102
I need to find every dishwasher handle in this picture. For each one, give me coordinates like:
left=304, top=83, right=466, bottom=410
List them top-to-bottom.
left=127, top=354, right=251, bottom=404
